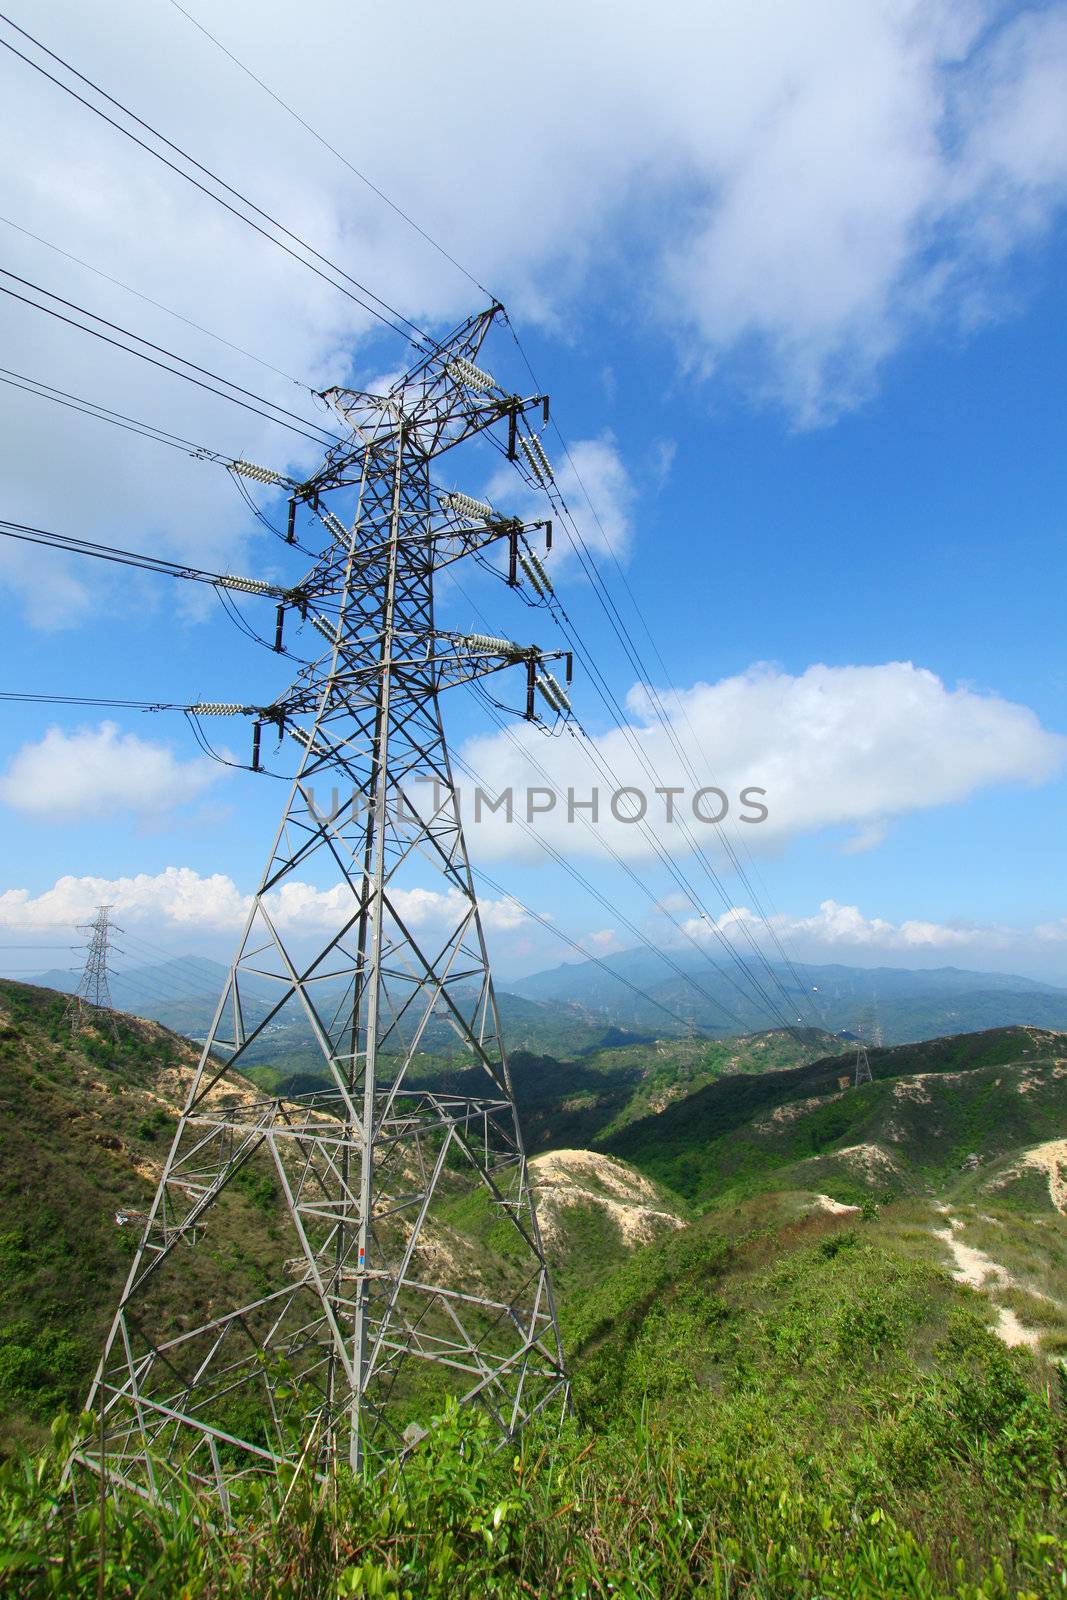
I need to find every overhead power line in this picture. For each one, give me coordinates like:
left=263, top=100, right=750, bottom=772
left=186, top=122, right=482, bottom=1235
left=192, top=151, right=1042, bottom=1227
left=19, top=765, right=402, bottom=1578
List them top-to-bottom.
left=164, top=0, right=495, bottom=304
left=138, top=6, right=817, bottom=1033
left=0, top=11, right=434, bottom=349
left=0, top=213, right=311, bottom=390
left=0, top=266, right=340, bottom=447
left=503, top=321, right=820, bottom=1024
left=0, top=364, right=237, bottom=458
left=0, top=517, right=298, bottom=596
left=451, top=575, right=805, bottom=1039
left=0, top=692, right=245, bottom=712
left=470, top=866, right=698, bottom=1033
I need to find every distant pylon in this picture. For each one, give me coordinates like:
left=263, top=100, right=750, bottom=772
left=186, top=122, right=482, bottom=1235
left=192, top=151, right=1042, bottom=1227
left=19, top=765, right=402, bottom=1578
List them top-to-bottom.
left=64, top=905, right=121, bottom=1038
left=853, top=1030, right=873, bottom=1088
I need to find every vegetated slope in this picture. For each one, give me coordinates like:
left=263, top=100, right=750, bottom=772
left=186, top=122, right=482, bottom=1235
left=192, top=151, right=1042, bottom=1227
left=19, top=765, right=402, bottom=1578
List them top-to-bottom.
left=0, top=980, right=681, bottom=1451
left=0, top=981, right=289, bottom=1450
left=2, top=985, right=1065, bottom=1595
left=604, top=1025, right=1067, bottom=1207
left=325, top=1026, right=841, bottom=1160
left=248, top=1027, right=845, bottom=1148
left=509, top=1027, right=845, bottom=1151
left=7, top=1193, right=1065, bottom=1597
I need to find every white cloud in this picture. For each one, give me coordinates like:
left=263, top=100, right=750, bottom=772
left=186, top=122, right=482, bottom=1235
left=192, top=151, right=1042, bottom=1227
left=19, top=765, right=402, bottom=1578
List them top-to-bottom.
left=1, top=0, right=1066, bottom=635
left=663, top=3, right=1067, bottom=420
left=486, top=432, right=634, bottom=566
left=456, top=660, right=1066, bottom=862
left=0, top=721, right=221, bottom=821
left=0, top=867, right=528, bottom=938
left=0, top=868, right=247, bottom=932
left=676, top=897, right=1064, bottom=960
left=687, top=898, right=977, bottom=951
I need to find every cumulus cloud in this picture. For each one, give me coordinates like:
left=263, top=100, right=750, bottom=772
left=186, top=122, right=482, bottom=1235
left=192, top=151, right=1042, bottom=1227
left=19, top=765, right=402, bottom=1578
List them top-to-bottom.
left=1, top=0, right=1066, bottom=634
left=484, top=431, right=634, bottom=567
left=456, top=660, right=1067, bottom=862
left=0, top=721, right=222, bottom=821
left=0, top=867, right=528, bottom=938
left=683, top=897, right=980, bottom=952
left=673, top=898, right=1067, bottom=975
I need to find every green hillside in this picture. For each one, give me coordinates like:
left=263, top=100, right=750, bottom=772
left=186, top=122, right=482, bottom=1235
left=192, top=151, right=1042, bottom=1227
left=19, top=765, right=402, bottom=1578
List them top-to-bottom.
left=0, top=980, right=294, bottom=1452
left=0, top=981, right=678, bottom=1452
left=1, top=983, right=1065, bottom=1595
left=241, top=1022, right=845, bottom=1141
left=604, top=1025, right=1067, bottom=1205
left=4, top=1194, right=1065, bottom=1596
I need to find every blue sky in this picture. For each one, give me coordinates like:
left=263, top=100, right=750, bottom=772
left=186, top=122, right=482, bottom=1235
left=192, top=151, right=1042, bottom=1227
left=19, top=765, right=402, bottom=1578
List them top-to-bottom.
left=0, top=0, right=1066, bottom=993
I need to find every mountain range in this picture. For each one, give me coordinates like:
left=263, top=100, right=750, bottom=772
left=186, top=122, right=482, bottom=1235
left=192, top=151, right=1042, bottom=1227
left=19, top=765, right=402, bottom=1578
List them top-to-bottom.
left=32, top=949, right=1067, bottom=1057
left=510, top=950, right=1067, bottom=1042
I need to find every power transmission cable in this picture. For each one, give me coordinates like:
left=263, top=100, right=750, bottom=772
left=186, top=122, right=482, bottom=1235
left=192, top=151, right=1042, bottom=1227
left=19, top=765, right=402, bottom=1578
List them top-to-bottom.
left=118, top=0, right=814, bottom=1022
left=163, top=0, right=496, bottom=304
left=0, top=13, right=434, bottom=349
left=0, top=213, right=312, bottom=390
left=0, top=267, right=341, bottom=446
left=0, top=281, right=332, bottom=450
left=505, top=323, right=819, bottom=1020
left=0, top=365, right=238, bottom=458
left=0, top=369, right=324, bottom=564
left=507, top=471, right=813, bottom=1029
left=0, top=517, right=312, bottom=665
left=0, top=518, right=295, bottom=590
left=0, top=518, right=317, bottom=670
left=499, top=556, right=806, bottom=1034
left=450, top=575, right=804, bottom=1036
left=463, top=684, right=798, bottom=1037
left=0, top=693, right=196, bottom=710
left=449, top=745, right=749, bottom=1033
left=469, top=865, right=699, bottom=1033
left=118, top=929, right=226, bottom=982
left=110, top=960, right=202, bottom=1001
left=1, top=961, right=72, bottom=970
left=110, top=964, right=219, bottom=1010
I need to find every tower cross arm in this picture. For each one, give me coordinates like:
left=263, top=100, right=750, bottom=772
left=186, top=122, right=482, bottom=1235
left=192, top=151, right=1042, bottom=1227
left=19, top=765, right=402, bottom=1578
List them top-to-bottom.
left=306, top=390, right=547, bottom=491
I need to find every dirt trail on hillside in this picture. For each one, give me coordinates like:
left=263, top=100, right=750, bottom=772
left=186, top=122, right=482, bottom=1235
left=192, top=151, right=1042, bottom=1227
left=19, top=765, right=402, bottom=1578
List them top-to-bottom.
left=1020, top=1138, right=1067, bottom=1213
left=932, top=1210, right=1044, bottom=1350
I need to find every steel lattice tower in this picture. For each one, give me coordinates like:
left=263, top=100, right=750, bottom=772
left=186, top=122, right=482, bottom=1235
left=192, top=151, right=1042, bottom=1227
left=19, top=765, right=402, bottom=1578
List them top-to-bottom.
left=76, top=308, right=569, bottom=1498
left=64, top=904, right=120, bottom=1038
left=853, top=1037, right=873, bottom=1088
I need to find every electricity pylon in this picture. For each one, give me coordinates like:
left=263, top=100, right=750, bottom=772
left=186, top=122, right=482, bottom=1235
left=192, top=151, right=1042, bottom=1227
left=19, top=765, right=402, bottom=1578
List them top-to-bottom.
left=76, top=307, right=569, bottom=1500
left=64, top=904, right=120, bottom=1038
left=853, top=1033, right=873, bottom=1088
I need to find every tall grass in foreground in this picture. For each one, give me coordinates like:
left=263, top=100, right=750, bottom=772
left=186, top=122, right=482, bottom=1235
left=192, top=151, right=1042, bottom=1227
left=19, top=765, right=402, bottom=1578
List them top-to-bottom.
left=2, top=1219, right=1064, bottom=1596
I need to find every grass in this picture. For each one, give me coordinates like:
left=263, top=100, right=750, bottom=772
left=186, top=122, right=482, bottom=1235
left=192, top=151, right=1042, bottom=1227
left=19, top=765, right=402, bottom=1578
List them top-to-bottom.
left=1, top=1205, right=1064, bottom=1597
